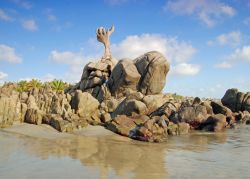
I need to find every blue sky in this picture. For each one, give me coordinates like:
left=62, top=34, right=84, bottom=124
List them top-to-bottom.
left=0, top=0, right=250, bottom=98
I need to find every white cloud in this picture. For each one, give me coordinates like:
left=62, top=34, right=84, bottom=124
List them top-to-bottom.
left=10, top=0, right=32, bottom=9
left=166, top=0, right=236, bottom=27
left=44, top=8, right=57, bottom=21
left=0, top=9, right=12, bottom=21
left=44, top=9, right=70, bottom=32
left=48, top=14, right=57, bottom=21
left=243, top=17, right=250, bottom=25
left=22, top=19, right=38, bottom=31
left=53, top=21, right=72, bottom=32
left=208, top=31, right=241, bottom=46
left=111, top=33, right=199, bottom=76
left=112, top=34, right=196, bottom=63
left=0, top=44, right=22, bottom=63
left=215, top=46, right=250, bottom=68
left=226, top=46, right=250, bottom=62
left=49, top=50, right=99, bottom=83
left=49, top=50, right=86, bottom=65
left=215, top=61, right=232, bottom=68
left=170, top=63, right=200, bottom=76
left=64, top=65, right=84, bottom=83
left=0, top=71, right=8, bottom=80
left=0, top=71, right=8, bottom=85
left=41, top=73, right=56, bottom=82
left=18, top=74, right=56, bottom=83
left=18, top=77, right=32, bottom=82
left=209, top=84, right=222, bottom=93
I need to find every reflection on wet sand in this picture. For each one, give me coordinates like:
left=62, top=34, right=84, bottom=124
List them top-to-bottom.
left=1, top=125, right=250, bottom=179
left=0, top=129, right=169, bottom=179
left=167, top=132, right=228, bottom=152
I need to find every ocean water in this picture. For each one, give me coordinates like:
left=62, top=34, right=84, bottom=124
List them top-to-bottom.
left=0, top=125, right=250, bottom=179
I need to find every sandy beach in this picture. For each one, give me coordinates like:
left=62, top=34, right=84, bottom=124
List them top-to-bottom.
left=2, top=123, right=117, bottom=139
left=1, top=124, right=250, bottom=179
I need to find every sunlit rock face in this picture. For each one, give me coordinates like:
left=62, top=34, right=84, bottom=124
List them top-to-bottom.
left=107, top=51, right=170, bottom=97
left=134, top=51, right=170, bottom=95
left=221, top=88, right=250, bottom=112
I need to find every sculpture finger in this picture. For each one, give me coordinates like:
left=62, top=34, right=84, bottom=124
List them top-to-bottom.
left=108, top=25, right=115, bottom=35
left=97, top=27, right=104, bottom=35
left=96, top=28, right=100, bottom=35
left=101, top=28, right=106, bottom=35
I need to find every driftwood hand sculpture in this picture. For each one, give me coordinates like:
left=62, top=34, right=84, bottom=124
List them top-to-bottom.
left=96, top=26, right=115, bottom=59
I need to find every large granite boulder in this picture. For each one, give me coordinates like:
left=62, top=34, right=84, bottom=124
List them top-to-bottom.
left=107, top=51, right=169, bottom=98
left=134, top=51, right=170, bottom=95
left=107, top=59, right=141, bottom=97
left=79, top=61, right=112, bottom=91
left=91, top=84, right=111, bottom=102
left=221, top=88, right=250, bottom=112
left=71, top=90, right=100, bottom=120
left=142, top=94, right=171, bottom=112
left=242, top=94, right=250, bottom=112
left=104, top=97, right=124, bottom=113
left=111, top=98, right=147, bottom=118
left=149, top=101, right=177, bottom=119
left=200, top=101, right=213, bottom=115
left=210, top=101, right=232, bottom=117
left=178, top=105, right=208, bottom=128
left=24, top=108, right=43, bottom=125
left=48, top=114, right=74, bottom=132
left=200, top=114, right=227, bottom=132
left=106, top=115, right=168, bottom=142
left=106, top=115, right=138, bottom=137
left=137, top=117, right=168, bottom=142
left=177, top=122, right=190, bottom=135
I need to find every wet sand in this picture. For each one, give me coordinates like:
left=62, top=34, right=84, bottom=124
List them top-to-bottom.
left=2, top=123, right=117, bottom=139
left=0, top=124, right=250, bottom=179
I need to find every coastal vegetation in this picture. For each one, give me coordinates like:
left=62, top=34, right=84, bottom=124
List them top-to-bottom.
left=2, top=79, right=70, bottom=93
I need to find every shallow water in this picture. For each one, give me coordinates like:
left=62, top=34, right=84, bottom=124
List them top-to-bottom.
left=0, top=125, right=250, bottom=179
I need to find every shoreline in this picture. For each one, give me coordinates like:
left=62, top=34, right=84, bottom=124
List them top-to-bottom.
left=1, top=122, right=131, bottom=141
left=1, top=122, right=240, bottom=142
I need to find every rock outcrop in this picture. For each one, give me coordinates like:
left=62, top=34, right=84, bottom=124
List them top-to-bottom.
left=1, top=26, right=249, bottom=143
left=107, top=51, right=170, bottom=97
left=134, top=51, right=170, bottom=95
left=107, top=59, right=141, bottom=97
left=79, top=61, right=113, bottom=91
left=1, top=66, right=249, bottom=143
left=0, top=85, right=94, bottom=131
left=221, top=88, right=250, bottom=112
left=71, top=90, right=100, bottom=124
left=0, top=91, right=22, bottom=127
left=111, top=98, right=147, bottom=118
left=211, top=101, right=232, bottom=117
left=178, top=104, right=208, bottom=128
left=24, top=108, right=43, bottom=125
left=200, top=114, right=227, bottom=132
left=106, top=115, right=168, bottom=142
